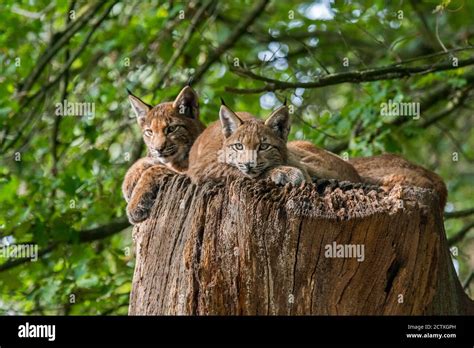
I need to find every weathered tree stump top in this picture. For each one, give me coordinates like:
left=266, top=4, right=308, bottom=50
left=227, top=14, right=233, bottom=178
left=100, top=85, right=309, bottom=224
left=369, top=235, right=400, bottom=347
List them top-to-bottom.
left=129, top=174, right=473, bottom=315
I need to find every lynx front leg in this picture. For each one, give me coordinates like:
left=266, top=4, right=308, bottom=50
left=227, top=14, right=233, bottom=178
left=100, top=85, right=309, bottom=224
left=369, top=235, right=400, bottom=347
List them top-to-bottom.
left=122, top=157, right=160, bottom=203
left=127, top=165, right=174, bottom=224
left=267, top=166, right=307, bottom=186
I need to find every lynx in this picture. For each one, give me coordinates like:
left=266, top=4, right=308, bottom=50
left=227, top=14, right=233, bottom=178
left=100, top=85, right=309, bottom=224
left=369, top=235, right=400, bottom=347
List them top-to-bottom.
left=122, top=86, right=205, bottom=224
left=188, top=102, right=311, bottom=184
left=188, top=102, right=360, bottom=185
left=349, top=154, right=447, bottom=211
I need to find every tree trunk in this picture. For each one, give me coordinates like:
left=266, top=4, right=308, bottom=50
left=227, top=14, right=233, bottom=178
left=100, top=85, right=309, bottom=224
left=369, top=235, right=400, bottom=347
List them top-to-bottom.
left=128, top=174, right=473, bottom=315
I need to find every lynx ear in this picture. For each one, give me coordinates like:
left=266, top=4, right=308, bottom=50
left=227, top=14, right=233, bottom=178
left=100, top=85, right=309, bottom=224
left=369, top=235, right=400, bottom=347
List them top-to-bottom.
left=173, top=86, right=199, bottom=119
left=127, top=89, right=152, bottom=127
left=219, top=103, right=243, bottom=138
left=265, top=105, right=290, bottom=140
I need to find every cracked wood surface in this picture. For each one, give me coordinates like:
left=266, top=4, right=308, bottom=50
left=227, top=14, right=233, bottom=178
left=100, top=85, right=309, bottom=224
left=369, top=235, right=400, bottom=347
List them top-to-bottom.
left=129, top=174, right=473, bottom=315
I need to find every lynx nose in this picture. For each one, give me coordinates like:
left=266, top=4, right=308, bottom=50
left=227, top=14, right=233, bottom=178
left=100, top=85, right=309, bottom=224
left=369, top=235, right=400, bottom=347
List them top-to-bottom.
left=154, top=143, right=167, bottom=154
left=158, top=145, right=167, bottom=152
left=243, top=162, right=256, bottom=171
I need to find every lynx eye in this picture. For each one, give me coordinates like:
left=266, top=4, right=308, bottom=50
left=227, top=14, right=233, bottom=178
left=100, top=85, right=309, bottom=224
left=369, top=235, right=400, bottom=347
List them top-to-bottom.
left=166, top=125, right=178, bottom=134
left=144, top=129, right=153, bottom=137
left=232, top=143, right=243, bottom=151
left=259, top=143, right=271, bottom=151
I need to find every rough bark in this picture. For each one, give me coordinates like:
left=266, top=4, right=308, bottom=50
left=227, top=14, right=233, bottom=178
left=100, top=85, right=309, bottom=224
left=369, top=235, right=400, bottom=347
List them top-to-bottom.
left=128, top=174, right=473, bottom=315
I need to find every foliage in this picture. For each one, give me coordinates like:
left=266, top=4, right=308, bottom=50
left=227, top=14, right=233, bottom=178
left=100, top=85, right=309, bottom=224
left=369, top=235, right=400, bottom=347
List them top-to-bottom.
left=0, top=0, right=473, bottom=314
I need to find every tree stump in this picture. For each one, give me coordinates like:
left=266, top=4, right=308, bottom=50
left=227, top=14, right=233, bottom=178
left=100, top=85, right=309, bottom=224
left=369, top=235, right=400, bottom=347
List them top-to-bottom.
left=128, top=174, right=473, bottom=315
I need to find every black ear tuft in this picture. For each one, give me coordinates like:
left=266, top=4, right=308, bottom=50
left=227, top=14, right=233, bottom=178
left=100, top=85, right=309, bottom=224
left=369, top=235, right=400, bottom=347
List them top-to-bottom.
left=187, top=76, right=194, bottom=87
left=126, top=88, right=133, bottom=96
left=220, top=97, right=227, bottom=106
left=283, top=97, right=287, bottom=106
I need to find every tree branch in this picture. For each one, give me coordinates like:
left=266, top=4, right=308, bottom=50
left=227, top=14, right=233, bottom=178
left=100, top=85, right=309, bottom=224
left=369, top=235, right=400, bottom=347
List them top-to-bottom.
left=51, top=0, right=76, bottom=178
left=154, top=0, right=214, bottom=89
left=191, top=0, right=270, bottom=84
left=409, top=0, right=440, bottom=51
left=1, top=1, right=117, bottom=155
left=18, top=1, right=107, bottom=97
left=226, top=55, right=474, bottom=94
left=326, top=75, right=474, bottom=154
left=421, top=85, right=473, bottom=128
left=434, top=122, right=474, bottom=163
left=445, top=208, right=474, bottom=219
left=0, top=219, right=130, bottom=273
left=448, top=221, right=474, bottom=246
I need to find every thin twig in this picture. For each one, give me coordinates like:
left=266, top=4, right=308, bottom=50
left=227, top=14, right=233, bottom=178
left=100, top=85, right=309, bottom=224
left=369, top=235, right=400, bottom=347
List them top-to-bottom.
left=52, top=0, right=76, bottom=177
left=154, top=0, right=214, bottom=89
left=409, top=0, right=440, bottom=51
left=1, top=1, right=117, bottom=155
left=18, top=1, right=107, bottom=97
left=435, top=11, right=449, bottom=53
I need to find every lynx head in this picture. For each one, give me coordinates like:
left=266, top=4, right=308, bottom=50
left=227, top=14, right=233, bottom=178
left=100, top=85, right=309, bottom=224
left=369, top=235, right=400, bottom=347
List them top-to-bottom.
left=128, top=86, right=204, bottom=169
left=218, top=102, right=290, bottom=178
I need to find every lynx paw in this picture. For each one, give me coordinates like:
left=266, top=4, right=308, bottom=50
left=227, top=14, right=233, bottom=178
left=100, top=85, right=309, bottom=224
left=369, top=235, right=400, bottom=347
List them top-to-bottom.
left=125, top=165, right=174, bottom=224
left=270, top=166, right=305, bottom=186
left=126, top=190, right=156, bottom=224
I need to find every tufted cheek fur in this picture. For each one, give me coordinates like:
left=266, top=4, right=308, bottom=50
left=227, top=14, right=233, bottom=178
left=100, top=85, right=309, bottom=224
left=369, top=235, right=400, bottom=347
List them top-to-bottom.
left=141, top=102, right=205, bottom=168
left=222, top=121, right=287, bottom=176
left=224, top=147, right=238, bottom=166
